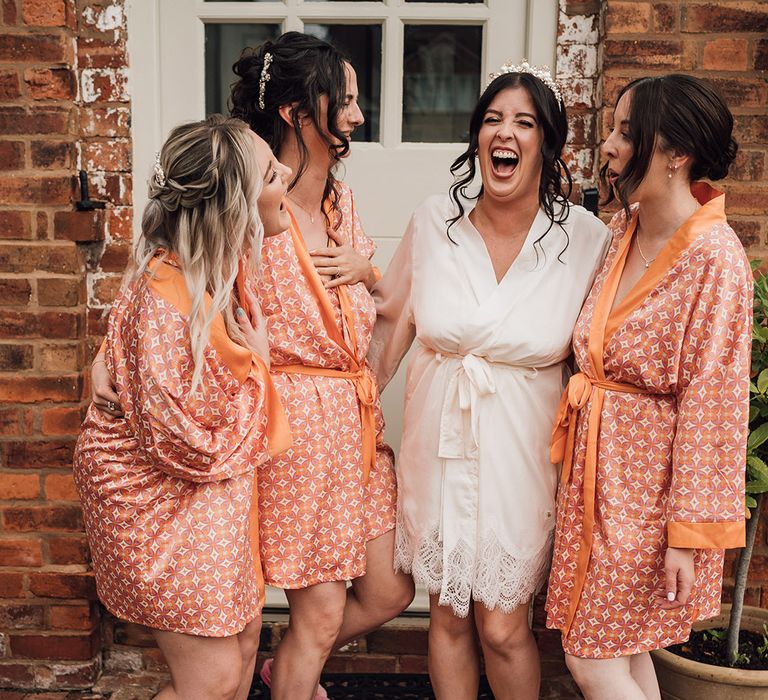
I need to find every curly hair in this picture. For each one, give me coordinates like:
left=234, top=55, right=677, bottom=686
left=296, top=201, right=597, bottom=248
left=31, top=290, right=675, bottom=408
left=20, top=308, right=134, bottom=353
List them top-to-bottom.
left=447, top=72, right=573, bottom=259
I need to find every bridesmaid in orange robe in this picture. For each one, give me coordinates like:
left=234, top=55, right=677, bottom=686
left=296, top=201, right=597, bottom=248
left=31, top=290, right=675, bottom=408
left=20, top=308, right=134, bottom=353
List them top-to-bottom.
left=229, top=32, right=414, bottom=700
left=91, top=34, right=413, bottom=700
left=546, top=75, right=751, bottom=699
left=76, top=116, right=292, bottom=700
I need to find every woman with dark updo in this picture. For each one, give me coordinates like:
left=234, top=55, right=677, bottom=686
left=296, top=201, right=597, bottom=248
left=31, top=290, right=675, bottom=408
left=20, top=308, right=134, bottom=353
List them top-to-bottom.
left=546, top=74, right=751, bottom=699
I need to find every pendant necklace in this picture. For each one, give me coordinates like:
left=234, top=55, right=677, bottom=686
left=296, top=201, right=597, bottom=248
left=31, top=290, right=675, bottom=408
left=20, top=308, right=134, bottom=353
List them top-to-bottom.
left=287, top=194, right=320, bottom=224
left=635, top=232, right=655, bottom=269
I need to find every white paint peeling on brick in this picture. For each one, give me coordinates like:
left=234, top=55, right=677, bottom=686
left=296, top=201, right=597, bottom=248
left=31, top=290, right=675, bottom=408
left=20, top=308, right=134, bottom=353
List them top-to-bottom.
left=556, top=0, right=602, bottom=187
left=83, top=3, right=124, bottom=33
left=559, top=14, right=599, bottom=45
left=558, top=44, right=599, bottom=80
left=80, top=68, right=129, bottom=104
left=81, top=69, right=101, bottom=103
left=561, top=78, right=595, bottom=108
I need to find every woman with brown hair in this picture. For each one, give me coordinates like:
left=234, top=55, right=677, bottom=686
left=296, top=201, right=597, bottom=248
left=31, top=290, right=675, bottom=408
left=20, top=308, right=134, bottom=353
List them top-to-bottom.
left=229, top=32, right=414, bottom=699
left=546, top=74, right=751, bottom=700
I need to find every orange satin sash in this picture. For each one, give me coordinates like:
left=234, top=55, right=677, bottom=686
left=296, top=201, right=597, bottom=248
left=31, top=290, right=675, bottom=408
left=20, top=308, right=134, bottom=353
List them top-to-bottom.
left=272, top=203, right=377, bottom=484
left=551, top=372, right=653, bottom=636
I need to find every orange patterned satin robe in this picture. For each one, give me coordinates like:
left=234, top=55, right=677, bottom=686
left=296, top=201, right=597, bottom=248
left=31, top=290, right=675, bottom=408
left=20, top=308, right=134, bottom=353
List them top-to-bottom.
left=255, top=183, right=397, bottom=589
left=546, top=184, right=751, bottom=658
left=74, top=260, right=289, bottom=636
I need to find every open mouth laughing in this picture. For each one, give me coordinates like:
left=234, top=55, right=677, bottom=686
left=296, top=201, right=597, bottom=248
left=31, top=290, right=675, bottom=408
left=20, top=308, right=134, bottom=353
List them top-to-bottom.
left=491, top=148, right=520, bottom=178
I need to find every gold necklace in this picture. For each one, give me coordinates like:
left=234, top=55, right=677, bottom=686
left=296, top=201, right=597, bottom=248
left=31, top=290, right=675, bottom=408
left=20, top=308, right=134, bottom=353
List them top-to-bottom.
left=287, top=194, right=321, bottom=224
left=635, top=232, right=655, bottom=269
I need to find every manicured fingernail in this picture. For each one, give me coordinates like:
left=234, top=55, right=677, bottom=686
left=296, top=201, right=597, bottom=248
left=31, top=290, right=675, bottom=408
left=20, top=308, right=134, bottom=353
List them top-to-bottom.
left=236, top=307, right=245, bottom=317
left=667, top=592, right=675, bottom=602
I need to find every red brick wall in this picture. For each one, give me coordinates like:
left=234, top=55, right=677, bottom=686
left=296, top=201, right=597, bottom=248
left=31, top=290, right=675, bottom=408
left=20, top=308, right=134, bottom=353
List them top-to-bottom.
left=0, top=0, right=130, bottom=691
left=0, top=0, right=765, bottom=695
left=599, top=0, right=768, bottom=606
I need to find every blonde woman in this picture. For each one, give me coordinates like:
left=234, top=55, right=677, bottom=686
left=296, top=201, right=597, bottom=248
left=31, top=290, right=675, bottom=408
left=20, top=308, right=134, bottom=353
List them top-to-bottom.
left=74, top=115, right=292, bottom=700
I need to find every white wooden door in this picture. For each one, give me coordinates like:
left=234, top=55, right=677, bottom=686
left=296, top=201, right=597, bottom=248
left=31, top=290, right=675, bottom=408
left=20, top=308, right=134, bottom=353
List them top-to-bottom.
left=127, top=0, right=557, bottom=610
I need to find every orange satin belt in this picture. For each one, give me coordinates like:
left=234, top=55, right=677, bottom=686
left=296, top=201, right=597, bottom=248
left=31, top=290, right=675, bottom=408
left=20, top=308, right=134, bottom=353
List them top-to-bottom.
left=271, top=363, right=378, bottom=484
left=550, top=371, right=656, bottom=637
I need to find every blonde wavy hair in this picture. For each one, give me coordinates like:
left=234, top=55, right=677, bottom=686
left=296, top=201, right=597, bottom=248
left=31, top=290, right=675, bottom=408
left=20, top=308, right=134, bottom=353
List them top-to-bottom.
left=132, top=114, right=263, bottom=390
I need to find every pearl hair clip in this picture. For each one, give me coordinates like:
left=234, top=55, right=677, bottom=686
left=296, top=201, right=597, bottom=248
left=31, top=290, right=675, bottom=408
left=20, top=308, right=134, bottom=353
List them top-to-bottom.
left=258, top=52, right=273, bottom=110
left=488, top=59, right=564, bottom=105
left=153, top=151, right=166, bottom=187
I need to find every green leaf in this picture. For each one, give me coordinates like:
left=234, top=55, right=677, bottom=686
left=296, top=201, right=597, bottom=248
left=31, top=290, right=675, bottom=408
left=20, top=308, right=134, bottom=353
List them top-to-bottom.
left=758, top=369, right=768, bottom=394
left=750, top=382, right=760, bottom=394
left=747, top=422, right=768, bottom=452
left=747, top=455, right=768, bottom=479
left=746, top=480, right=768, bottom=494
left=746, top=495, right=758, bottom=509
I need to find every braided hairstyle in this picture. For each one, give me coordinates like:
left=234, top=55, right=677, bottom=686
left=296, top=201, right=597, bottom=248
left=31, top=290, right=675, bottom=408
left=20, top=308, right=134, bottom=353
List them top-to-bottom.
left=230, top=32, right=350, bottom=222
left=136, top=114, right=263, bottom=390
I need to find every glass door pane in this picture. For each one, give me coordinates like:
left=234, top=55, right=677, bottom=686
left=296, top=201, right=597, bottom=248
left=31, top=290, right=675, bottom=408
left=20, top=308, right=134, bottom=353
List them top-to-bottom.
left=205, top=23, right=281, bottom=115
left=304, top=24, right=382, bottom=142
left=402, top=24, right=482, bottom=143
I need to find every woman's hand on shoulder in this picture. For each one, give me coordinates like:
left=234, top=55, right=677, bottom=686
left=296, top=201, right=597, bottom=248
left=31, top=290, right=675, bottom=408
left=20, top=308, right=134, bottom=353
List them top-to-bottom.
left=310, top=227, right=376, bottom=290
left=91, top=354, right=123, bottom=418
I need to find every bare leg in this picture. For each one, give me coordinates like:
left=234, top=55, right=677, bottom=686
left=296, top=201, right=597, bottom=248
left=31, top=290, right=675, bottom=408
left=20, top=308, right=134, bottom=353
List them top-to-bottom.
left=334, top=529, right=415, bottom=648
left=271, top=581, right=346, bottom=700
left=427, top=595, right=480, bottom=700
left=474, top=599, right=539, bottom=700
left=234, top=616, right=262, bottom=700
left=152, top=628, right=244, bottom=700
left=630, top=652, right=661, bottom=700
left=566, top=654, right=649, bottom=700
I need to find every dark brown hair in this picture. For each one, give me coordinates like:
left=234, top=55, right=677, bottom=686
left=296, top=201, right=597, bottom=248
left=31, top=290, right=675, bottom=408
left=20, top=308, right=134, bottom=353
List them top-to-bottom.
left=229, top=32, right=350, bottom=220
left=447, top=72, right=572, bottom=257
left=600, top=74, right=738, bottom=213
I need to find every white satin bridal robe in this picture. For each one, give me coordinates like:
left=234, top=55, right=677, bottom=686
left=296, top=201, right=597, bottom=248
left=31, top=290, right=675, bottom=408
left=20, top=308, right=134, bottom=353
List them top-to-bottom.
left=369, top=194, right=610, bottom=617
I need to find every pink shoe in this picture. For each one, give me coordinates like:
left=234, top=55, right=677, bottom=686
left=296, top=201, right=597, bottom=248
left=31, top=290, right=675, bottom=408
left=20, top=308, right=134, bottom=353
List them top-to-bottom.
left=259, top=658, right=329, bottom=700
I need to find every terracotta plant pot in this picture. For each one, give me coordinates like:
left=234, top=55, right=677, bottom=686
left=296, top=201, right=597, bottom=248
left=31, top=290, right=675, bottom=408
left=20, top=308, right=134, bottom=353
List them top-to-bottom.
left=651, top=604, right=768, bottom=700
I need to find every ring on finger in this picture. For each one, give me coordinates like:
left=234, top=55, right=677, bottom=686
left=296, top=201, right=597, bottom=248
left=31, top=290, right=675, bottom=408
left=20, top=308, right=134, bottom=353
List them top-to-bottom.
left=106, top=401, right=116, bottom=411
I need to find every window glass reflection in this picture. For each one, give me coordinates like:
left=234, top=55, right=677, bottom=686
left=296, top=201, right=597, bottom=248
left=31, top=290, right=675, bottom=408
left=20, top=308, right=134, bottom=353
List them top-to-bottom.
left=205, top=23, right=280, bottom=116
left=304, top=23, right=382, bottom=142
left=402, top=24, right=482, bottom=143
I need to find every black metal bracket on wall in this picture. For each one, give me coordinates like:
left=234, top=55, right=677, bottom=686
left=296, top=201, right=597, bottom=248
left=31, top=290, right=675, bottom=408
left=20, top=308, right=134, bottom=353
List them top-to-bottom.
left=75, top=170, right=106, bottom=211
left=581, top=186, right=599, bottom=217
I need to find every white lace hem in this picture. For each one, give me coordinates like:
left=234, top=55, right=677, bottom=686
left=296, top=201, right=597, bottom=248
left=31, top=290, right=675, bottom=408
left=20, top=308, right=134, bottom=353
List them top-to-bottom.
left=395, top=516, right=553, bottom=618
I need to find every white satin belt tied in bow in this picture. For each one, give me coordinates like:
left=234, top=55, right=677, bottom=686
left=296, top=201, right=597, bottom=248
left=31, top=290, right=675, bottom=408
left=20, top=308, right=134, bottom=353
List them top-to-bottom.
left=434, top=351, right=536, bottom=460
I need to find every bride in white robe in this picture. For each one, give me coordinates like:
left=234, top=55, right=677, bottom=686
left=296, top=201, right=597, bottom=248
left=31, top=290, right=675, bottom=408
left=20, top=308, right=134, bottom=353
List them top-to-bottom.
left=368, top=66, right=611, bottom=700
left=371, top=194, right=609, bottom=617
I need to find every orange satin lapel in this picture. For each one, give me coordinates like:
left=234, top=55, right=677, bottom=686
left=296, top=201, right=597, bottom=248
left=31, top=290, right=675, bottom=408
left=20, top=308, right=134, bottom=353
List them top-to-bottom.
left=604, top=185, right=727, bottom=344
left=146, top=258, right=252, bottom=384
